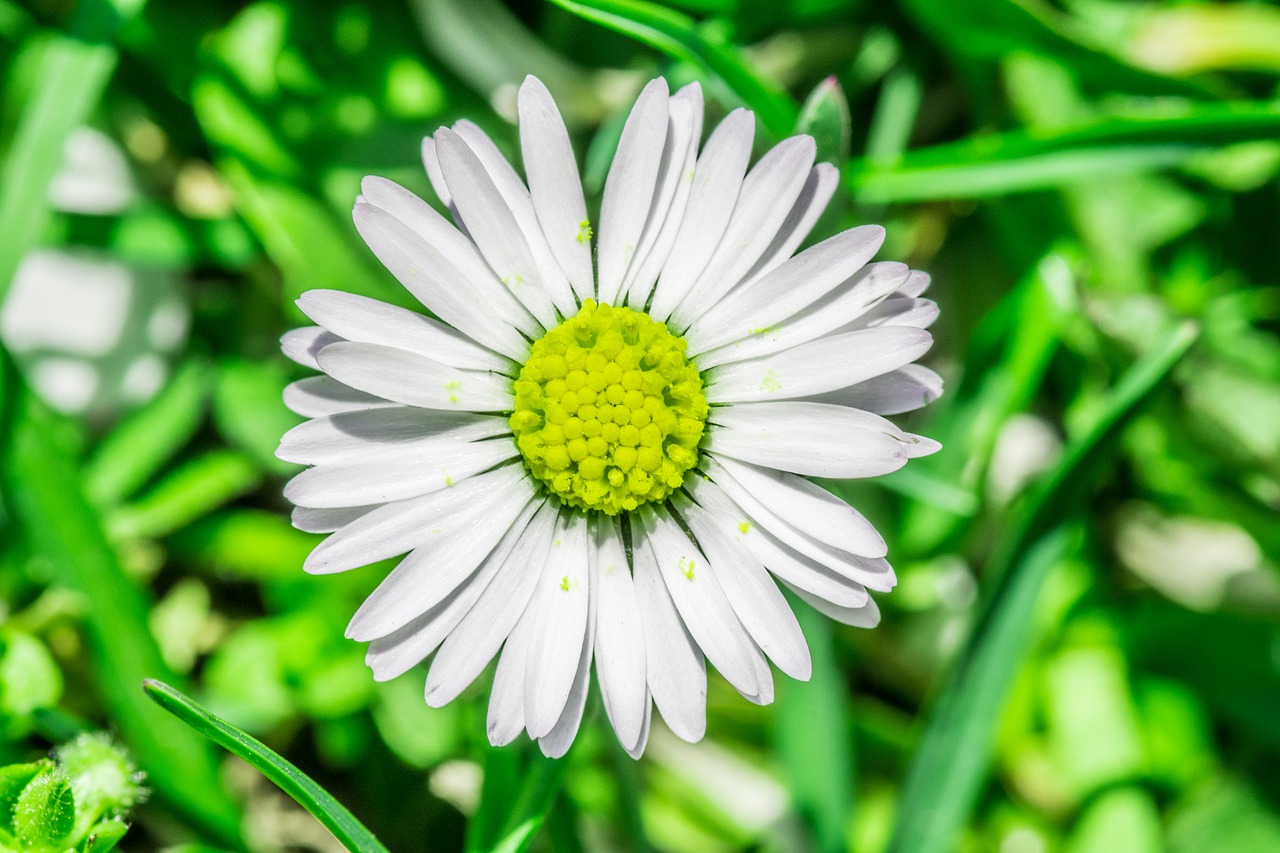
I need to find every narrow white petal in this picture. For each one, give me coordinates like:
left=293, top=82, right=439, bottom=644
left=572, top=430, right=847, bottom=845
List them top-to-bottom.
left=519, top=76, right=594, bottom=302
left=597, top=78, right=670, bottom=306
left=617, top=82, right=702, bottom=307
left=648, top=109, right=755, bottom=322
left=451, top=120, right=578, bottom=317
left=435, top=128, right=558, bottom=328
left=671, top=135, right=817, bottom=328
left=420, top=136, right=463, bottom=230
left=737, top=163, right=839, bottom=287
left=353, top=201, right=532, bottom=359
left=684, top=224, right=884, bottom=355
left=693, top=262, right=909, bottom=369
left=901, top=270, right=931, bottom=297
left=297, top=289, right=511, bottom=372
left=845, top=295, right=939, bottom=331
left=282, top=326, right=340, bottom=370
left=704, top=327, right=933, bottom=404
left=317, top=341, right=512, bottom=412
left=811, top=364, right=944, bottom=415
left=283, top=376, right=394, bottom=418
left=708, top=401, right=912, bottom=479
left=277, top=407, right=508, bottom=465
left=284, top=437, right=517, bottom=509
left=707, top=454, right=888, bottom=560
left=704, top=455, right=895, bottom=588
left=302, top=464, right=525, bottom=572
left=686, top=475, right=870, bottom=608
left=346, top=482, right=536, bottom=640
left=677, top=496, right=811, bottom=680
left=364, top=499, right=541, bottom=680
left=427, top=501, right=559, bottom=707
left=291, top=504, right=375, bottom=534
left=639, top=506, right=764, bottom=702
left=524, top=513, right=590, bottom=738
left=592, top=518, right=647, bottom=750
left=633, top=526, right=706, bottom=743
left=539, top=541, right=598, bottom=758
left=787, top=583, right=882, bottom=628
left=487, top=610, right=534, bottom=746
left=623, top=695, right=653, bottom=759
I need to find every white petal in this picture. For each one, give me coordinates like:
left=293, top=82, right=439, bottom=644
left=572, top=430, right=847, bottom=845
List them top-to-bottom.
left=519, top=76, right=594, bottom=302
left=597, top=78, right=670, bottom=306
left=617, top=83, right=703, bottom=308
left=648, top=109, right=755, bottom=322
left=450, top=120, right=578, bottom=318
left=434, top=128, right=558, bottom=328
left=670, top=135, right=817, bottom=329
left=420, top=136, right=463, bottom=230
left=737, top=163, right=839, bottom=287
left=352, top=201, right=532, bottom=360
left=684, top=224, right=884, bottom=355
left=693, top=262, right=909, bottom=370
left=900, top=270, right=931, bottom=297
left=297, top=289, right=511, bottom=372
left=846, top=295, right=939, bottom=331
left=282, top=326, right=340, bottom=370
left=704, top=327, right=933, bottom=404
left=317, top=340, right=512, bottom=412
left=809, top=364, right=944, bottom=415
left=282, top=376, right=394, bottom=418
left=708, top=401, right=911, bottom=478
left=277, top=406, right=508, bottom=465
left=706, top=454, right=888, bottom=560
left=704, top=455, right=895, bottom=588
left=301, top=464, right=526, bottom=572
left=685, top=475, right=870, bottom=608
left=346, top=481, right=537, bottom=640
left=677, top=496, right=811, bottom=680
left=363, top=499, right=542, bottom=680
left=427, top=501, right=559, bottom=707
left=291, top=504, right=375, bottom=534
left=639, top=506, right=764, bottom=702
left=523, top=513, right=590, bottom=738
left=592, top=518, right=647, bottom=750
left=633, top=525, right=706, bottom=743
left=539, top=540, right=598, bottom=758
left=787, top=583, right=881, bottom=628
left=487, top=609, right=534, bottom=746
left=623, top=695, right=652, bottom=759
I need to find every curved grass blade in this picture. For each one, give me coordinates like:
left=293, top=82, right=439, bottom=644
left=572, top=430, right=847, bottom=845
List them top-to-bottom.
left=547, top=0, right=797, bottom=137
left=848, top=102, right=1280, bottom=202
left=886, top=322, right=1200, bottom=853
left=142, top=680, right=390, bottom=853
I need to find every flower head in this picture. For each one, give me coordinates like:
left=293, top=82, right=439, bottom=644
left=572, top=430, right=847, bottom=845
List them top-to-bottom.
left=279, top=76, right=941, bottom=758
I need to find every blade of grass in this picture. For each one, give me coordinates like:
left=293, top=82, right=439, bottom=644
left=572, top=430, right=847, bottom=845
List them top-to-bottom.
left=0, top=0, right=147, bottom=303
left=547, top=0, right=797, bottom=137
left=847, top=102, right=1280, bottom=202
left=886, top=322, right=1200, bottom=853
left=0, top=350, right=242, bottom=847
left=106, top=449, right=262, bottom=541
left=775, top=603, right=854, bottom=853
left=142, top=680, right=389, bottom=853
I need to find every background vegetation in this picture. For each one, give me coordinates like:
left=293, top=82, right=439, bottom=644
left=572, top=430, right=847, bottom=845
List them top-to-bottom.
left=2, top=0, right=1279, bottom=851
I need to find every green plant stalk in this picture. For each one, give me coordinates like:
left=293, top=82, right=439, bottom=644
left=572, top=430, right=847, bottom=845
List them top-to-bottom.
left=887, top=322, right=1200, bottom=853
left=143, top=680, right=390, bottom=853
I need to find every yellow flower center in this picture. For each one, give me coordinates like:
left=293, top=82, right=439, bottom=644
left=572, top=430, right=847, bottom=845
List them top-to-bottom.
left=509, top=300, right=707, bottom=515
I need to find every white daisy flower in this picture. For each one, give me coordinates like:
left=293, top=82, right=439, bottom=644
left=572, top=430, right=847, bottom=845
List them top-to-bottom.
left=278, top=76, right=942, bottom=759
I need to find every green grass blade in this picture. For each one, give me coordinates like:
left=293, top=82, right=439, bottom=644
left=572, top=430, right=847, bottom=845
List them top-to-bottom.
left=547, top=0, right=797, bottom=137
left=848, top=102, right=1280, bottom=202
left=886, top=322, right=1200, bottom=853
left=0, top=351, right=242, bottom=847
left=107, top=450, right=262, bottom=541
left=775, top=604, right=854, bottom=853
left=142, top=680, right=390, bottom=853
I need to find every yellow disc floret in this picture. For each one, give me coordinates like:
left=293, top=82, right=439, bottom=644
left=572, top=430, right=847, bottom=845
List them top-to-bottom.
left=510, top=300, right=708, bottom=515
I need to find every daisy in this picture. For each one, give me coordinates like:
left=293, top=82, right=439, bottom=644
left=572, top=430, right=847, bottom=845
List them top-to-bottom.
left=278, top=76, right=941, bottom=759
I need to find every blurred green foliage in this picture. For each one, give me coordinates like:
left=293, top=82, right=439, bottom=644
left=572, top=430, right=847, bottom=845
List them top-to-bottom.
left=2, top=0, right=1279, bottom=851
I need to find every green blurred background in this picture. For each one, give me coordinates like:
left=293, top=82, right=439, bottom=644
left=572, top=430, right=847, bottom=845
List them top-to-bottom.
left=2, top=0, right=1279, bottom=851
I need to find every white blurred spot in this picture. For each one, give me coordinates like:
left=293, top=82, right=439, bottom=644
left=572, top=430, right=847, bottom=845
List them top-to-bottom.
left=47, top=127, right=136, bottom=214
left=3, top=249, right=131, bottom=357
left=148, top=299, right=190, bottom=351
left=122, top=354, right=167, bottom=403
left=31, top=358, right=99, bottom=413
left=987, top=414, right=1062, bottom=504
left=428, top=760, right=482, bottom=815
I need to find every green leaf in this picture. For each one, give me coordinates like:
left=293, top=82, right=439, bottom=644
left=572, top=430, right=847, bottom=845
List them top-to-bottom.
left=546, top=0, right=797, bottom=138
left=796, top=76, right=851, bottom=165
left=847, top=102, right=1280, bottom=202
left=886, top=322, right=1200, bottom=853
left=107, top=450, right=262, bottom=541
left=142, top=680, right=390, bottom=853
left=469, top=748, right=566, bottom=853
left=0, top=762, right=47, bottom=831
left=13, top=771, right=76, bottom=847
left=82, top=819, right=130, bottom=853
